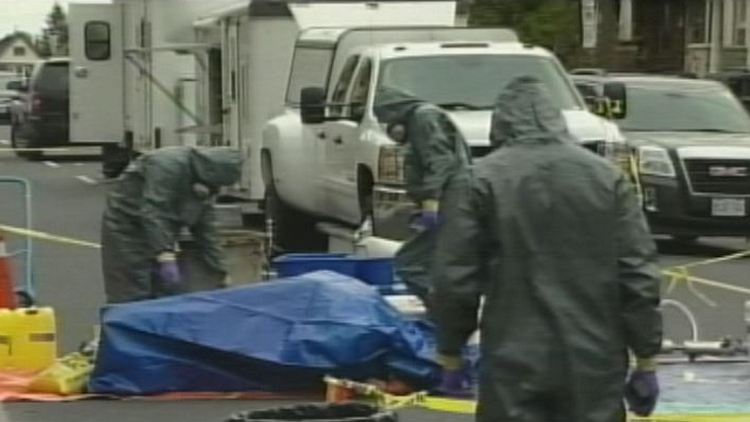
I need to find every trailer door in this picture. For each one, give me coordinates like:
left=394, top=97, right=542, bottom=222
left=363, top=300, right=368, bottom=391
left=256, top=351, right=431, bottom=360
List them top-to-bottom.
left=69, top=3, right=124, bottom=143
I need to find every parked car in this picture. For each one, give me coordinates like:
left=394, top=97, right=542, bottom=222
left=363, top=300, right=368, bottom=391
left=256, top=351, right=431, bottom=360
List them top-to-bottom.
left=10, top=58, right=70, bottom=160
left=707, top=68, right=750, bottom=111
left=0, top=71, right=23, bottom=124
left=573, top=73, right=750, bottom=241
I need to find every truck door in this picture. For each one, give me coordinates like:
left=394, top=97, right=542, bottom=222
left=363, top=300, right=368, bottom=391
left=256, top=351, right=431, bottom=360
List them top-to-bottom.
left=68, top=3, right=124, bottom=143
left=320, top=57, right=372, bottom=223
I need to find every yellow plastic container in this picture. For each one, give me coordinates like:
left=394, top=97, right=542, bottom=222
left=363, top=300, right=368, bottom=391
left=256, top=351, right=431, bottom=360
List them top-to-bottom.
left=0, top=307, right=57, bottom=372
left=29, top=351, right=93, bottom=395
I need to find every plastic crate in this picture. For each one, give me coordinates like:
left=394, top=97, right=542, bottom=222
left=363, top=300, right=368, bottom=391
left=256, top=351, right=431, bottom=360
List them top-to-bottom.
left=273, top=254, right=357, bottom=279
left=273, top=254, right=396, bottom=288
left=354, top=257, right=395, bottom=286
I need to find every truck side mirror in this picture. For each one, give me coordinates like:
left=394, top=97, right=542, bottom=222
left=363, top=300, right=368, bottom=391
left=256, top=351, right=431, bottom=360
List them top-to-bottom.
left=603, top=82, right=627, bottom=119
left=300, top=87, right=326, bottom=124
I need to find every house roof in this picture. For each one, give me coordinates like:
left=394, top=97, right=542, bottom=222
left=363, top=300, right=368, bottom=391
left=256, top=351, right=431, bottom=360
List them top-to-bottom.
left=0, top=32, right=40, bottom=58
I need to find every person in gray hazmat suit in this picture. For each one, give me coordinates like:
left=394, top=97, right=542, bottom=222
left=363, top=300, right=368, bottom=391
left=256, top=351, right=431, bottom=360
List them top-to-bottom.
left=432, top=77, right=662, bottom=420
left=374, top=88, right=471, bottom=309
left=101, top=146, right=243, bottom=304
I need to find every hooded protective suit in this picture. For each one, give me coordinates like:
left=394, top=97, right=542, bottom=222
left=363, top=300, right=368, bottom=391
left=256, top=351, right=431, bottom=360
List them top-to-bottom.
left=433, top=78, right=662, bottom=421
left=374, top=88, right=471, bottom=305
left=101, top=146, right=243, bottom=304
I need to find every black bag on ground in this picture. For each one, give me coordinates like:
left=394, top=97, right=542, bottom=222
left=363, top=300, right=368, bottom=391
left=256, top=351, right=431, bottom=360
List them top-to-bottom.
left=226, top=403, right=397, bottom=422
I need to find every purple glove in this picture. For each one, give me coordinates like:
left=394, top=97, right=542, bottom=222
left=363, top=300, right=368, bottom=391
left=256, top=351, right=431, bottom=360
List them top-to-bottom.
left=417, top=210, right=439, bottom=230
left=157, top=253, right=181, bottom=285
left=434, top=369, right=473, bottom=398
left=625, top=370, right=659, bottom=416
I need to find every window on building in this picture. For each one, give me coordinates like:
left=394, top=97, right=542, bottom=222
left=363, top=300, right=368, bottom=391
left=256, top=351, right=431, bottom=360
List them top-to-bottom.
left=686, top=0, right=709, bottom=44
left=734, top=0, right=747, bottom=46
left=13, top=46, right=25, bottom=56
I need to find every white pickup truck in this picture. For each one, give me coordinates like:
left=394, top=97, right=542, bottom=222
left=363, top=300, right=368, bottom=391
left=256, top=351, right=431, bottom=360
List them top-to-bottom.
left=263, top=27, right=626, bottom=251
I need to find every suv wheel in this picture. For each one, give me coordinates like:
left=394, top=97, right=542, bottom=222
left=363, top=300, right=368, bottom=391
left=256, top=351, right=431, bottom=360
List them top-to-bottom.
left=11, top=124, right=42, bottom=161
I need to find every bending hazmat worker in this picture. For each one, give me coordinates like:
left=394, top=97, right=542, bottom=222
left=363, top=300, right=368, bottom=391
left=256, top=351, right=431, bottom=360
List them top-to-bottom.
left=432, top=77, right=662, bottom=420
left=374, top=88, right=471, bottom=310
left=101, top=146, right=242, bottom=304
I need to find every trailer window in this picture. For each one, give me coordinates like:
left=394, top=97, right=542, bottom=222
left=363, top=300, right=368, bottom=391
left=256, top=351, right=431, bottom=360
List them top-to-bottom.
left=85, top=21, right=111, bottom=61
left=286, top=47, right=334, bottom=105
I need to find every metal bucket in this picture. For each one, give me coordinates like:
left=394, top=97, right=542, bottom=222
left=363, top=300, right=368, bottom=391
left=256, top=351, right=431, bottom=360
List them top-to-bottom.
left=178, top=229, right=265, bottom=292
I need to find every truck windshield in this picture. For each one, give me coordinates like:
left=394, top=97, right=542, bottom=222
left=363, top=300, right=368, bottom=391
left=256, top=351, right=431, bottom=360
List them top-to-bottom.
left=376, top=55, right=581, bottom=111
left=620, top=84, right=750, bottom=133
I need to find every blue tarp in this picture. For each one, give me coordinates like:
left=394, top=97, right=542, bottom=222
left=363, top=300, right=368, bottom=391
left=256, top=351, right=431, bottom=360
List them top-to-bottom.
left=89, top=271, right=441, bottom=395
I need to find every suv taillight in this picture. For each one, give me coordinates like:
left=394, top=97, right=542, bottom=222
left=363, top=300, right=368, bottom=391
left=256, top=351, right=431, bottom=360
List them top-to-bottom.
left=31, top=94, right=43, bottom=114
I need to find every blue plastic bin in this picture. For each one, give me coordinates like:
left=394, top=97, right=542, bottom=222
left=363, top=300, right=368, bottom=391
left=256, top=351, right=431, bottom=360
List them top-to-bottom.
left=273, top=254, right=357, bottom=279
left=273, top=254, right=396, bottom=288
left=354, top=257, right=395, bottom=286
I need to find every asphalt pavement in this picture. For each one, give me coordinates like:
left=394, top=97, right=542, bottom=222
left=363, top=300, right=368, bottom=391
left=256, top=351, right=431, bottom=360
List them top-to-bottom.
left=1, top=124, right=750, bottom=421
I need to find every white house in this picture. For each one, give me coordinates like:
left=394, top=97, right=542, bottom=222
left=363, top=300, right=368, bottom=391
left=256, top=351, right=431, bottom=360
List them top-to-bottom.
left=685, top=0, right=750, bottom=75
left=0, top=33, right=41, bottom=75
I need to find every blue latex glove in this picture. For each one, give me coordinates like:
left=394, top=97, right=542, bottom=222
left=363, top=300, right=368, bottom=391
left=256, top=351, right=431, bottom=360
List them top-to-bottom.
left=418, top=210, right=439, bottom=230
left=157, top=252, right=181, bottom=285
left=434, top=368, right=473, bottom=398
left=625, top=370, right=659, bottom=417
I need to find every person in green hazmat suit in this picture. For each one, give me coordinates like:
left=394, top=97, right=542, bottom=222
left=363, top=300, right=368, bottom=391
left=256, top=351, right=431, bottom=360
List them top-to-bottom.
left=432, top=77, right=662, bottom=420
left=374, top=87, right=471, bottom=310
left=100, top=146, right=243, bottom=304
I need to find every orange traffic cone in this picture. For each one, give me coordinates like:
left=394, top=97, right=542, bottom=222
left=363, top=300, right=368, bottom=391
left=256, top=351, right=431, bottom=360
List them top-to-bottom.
left=0, top=232, right=18, bottom=309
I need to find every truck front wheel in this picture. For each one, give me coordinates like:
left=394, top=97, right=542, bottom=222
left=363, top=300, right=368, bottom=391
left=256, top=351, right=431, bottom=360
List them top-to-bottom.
left=265, top=183, right=327, bottom=256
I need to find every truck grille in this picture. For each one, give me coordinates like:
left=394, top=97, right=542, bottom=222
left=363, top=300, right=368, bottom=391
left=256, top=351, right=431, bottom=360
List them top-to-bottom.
left=683, top=159, right=750, bottom=195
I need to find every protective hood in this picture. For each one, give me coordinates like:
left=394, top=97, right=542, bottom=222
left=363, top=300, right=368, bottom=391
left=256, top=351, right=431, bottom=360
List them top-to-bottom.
left=490, top=77, right=575, bottom=148
left=373, top=86, right=426, bottom=127
left=190, top=147, right=243, bottom=188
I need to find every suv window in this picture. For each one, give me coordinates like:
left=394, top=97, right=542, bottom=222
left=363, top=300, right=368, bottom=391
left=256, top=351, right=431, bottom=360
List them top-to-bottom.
left=33, top=63, right=69, bottom=93
left=620, top=83, right=750, bottom=133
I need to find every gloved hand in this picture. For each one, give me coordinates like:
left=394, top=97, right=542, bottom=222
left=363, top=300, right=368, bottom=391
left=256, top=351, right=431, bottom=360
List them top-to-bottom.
left=417, top=200, right=440, bottom=230
left=157, top=252, right=181, bottom=285
left=434, top=355, right=473, bottom=398
left=625, top=358, right=659, bottom=417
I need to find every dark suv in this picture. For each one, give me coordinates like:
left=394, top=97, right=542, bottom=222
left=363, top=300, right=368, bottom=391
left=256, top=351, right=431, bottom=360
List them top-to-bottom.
left=10, top=59, right=70, bottom=160
left=573, top=73, right=750, bottom=241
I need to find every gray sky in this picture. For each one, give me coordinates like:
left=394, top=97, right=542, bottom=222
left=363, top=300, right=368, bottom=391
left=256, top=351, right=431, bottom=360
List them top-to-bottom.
left=0, top=0, right=109, bottom=39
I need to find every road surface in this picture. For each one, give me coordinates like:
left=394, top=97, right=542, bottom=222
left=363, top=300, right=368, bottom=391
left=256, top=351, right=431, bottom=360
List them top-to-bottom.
left=0, top=125, right=749, bottom=421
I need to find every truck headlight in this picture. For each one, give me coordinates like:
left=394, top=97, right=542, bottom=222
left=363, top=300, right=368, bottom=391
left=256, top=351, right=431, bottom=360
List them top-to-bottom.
left=378, top=145, right=406, bottom=185
left=638, top=146, right=676, bottom=178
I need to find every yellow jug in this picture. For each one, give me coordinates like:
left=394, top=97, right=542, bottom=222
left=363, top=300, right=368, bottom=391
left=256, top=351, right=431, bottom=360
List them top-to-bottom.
left=0, top=308, right=57, bottom=372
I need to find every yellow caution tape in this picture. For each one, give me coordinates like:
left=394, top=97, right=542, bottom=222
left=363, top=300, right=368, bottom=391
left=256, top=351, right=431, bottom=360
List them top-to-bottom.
left=0, top=224, right=100, bottom=249
left=665, top=249, right=750, bottom=271
left=662, top=269, right=750, bottom=296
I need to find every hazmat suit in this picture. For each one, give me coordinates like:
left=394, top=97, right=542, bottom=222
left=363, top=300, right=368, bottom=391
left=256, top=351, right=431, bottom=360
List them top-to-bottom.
left=432, top=78, right=662, bottom=421
left=374, top=88, right=471, bottom=307
left=101, top=146, right=242, bottom=304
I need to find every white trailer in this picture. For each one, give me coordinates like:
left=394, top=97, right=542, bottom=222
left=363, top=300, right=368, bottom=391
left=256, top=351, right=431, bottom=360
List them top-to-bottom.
left=68, top=0, right=242, bottom=176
